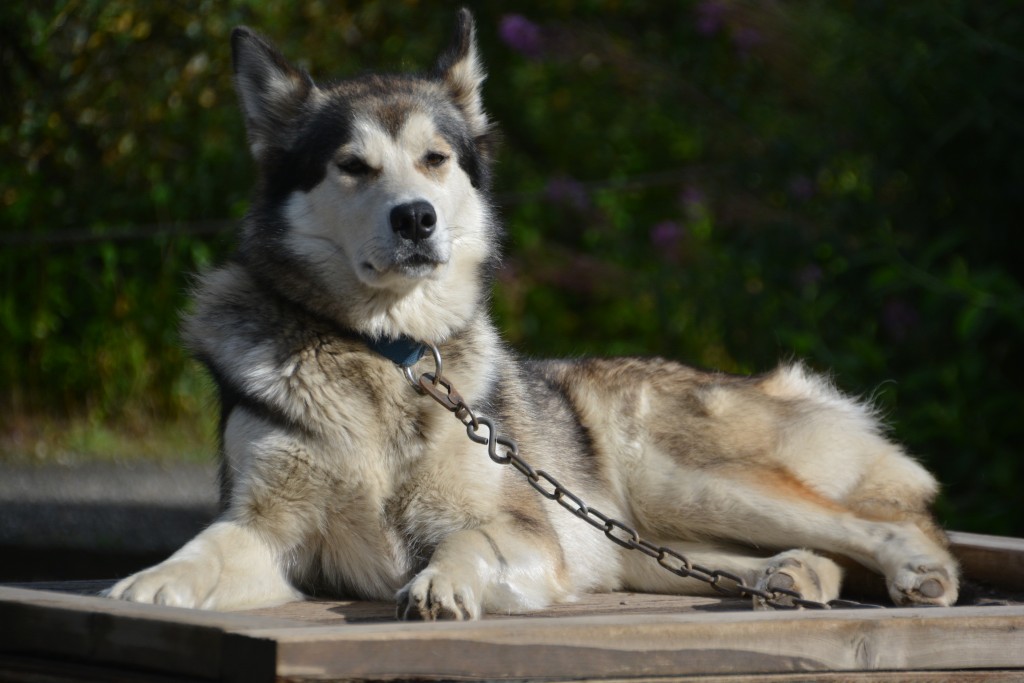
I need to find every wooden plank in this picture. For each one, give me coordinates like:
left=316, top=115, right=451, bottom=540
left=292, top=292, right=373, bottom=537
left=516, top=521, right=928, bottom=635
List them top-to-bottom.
left=950, top=531, right=1024, bottom=591
left=2, top=533, right=1023, bottom=682
left=4, top=579, right=118, bottom=596
left=6, top=583, right=1024, bottom=681
left=0, top=587, right=287, bottom=683
left=258, top=606, right=1024, bottom=681
left=0, top=653, right=205, bottom=683
left=571, top=673, right=1024, bottom=683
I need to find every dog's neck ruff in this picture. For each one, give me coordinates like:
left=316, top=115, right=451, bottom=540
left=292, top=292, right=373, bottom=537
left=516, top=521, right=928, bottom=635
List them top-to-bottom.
left=361, top=334, right=428, bottom=368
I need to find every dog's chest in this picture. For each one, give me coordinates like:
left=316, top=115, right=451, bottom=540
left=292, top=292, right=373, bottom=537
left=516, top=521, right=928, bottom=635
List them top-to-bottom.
left=289, top=342, right=504, bottom=594
left=308, top=403, right=484, bottom=594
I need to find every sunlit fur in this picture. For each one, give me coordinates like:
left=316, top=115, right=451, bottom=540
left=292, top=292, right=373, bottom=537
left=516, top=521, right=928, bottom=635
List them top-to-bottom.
left=106, top=10, right=959, bottom=617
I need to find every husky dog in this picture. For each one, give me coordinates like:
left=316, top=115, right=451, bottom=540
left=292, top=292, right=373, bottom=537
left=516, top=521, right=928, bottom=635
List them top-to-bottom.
left=107, top=10, right=959, bottom=618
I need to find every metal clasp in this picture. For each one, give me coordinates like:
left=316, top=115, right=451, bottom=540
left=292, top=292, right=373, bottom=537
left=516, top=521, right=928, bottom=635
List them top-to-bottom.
left=418, top=372, right=464, bottom=413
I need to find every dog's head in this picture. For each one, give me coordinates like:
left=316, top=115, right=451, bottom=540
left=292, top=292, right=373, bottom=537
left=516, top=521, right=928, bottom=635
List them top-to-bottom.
left=231, top=10, right=498, bottom=342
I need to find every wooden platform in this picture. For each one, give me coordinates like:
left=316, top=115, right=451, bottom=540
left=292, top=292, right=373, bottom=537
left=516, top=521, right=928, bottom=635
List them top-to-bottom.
left=2, top=531, right=1023, bottom=682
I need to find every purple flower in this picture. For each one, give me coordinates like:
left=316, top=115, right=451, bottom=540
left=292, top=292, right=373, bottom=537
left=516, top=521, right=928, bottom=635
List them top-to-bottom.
left=694, top=0, right=726, bottom=36
left=499, top=15, right=543, bottom=58
left=732, top=26, right=763, bottom=56
left=544, top=175, right=589, bottom=211
left=788, top=175, right=815, bottom=202
left=679, top=185, right=705, bottom=208
left=650, top=220, right=685, bottom=252
left=796, top=264, right=823, bottom=288
left=882, top=299, right=920, bottom=341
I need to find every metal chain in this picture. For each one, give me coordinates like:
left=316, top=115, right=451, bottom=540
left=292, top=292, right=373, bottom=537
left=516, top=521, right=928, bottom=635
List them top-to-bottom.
left=407, top=346, right=882, bottom=611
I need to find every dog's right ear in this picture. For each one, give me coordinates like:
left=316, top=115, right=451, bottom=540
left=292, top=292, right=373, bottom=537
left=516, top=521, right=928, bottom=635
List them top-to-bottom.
left=231, top=27, right=314, bottom=159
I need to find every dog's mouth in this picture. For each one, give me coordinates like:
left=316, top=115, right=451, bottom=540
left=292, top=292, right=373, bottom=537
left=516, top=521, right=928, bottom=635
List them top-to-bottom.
left=360, top=247, right=448, bottom=283
left=402, top=252, right=441, bottom=268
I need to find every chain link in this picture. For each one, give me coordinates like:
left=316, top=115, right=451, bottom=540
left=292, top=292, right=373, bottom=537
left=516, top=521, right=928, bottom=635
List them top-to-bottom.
left=408, top=345, right=883, bottom=611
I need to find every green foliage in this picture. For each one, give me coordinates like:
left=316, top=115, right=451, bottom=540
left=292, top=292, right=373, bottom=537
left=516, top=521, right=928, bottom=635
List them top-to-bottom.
left=2, top=1, right=1021, bottom=534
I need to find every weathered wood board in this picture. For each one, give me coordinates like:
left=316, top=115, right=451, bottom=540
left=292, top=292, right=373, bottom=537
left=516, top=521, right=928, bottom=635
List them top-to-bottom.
left=1, top=531, right=1022, bottom=682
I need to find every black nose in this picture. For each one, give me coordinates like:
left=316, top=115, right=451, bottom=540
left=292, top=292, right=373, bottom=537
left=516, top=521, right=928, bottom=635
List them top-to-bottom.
left=389, top=200, right=437, bottom=242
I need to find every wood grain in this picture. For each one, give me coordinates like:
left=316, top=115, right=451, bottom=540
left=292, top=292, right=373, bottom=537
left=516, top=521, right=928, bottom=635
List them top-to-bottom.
left=950, top=530, right=1024, bottom=591
left=0, top=587, right=285, bottom=683
left=251, top=606, right=1024, bottom=680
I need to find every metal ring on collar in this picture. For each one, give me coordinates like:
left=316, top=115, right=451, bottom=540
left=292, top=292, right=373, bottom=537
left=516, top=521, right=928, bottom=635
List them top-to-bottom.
left=402, top=342, right=444, bottom=391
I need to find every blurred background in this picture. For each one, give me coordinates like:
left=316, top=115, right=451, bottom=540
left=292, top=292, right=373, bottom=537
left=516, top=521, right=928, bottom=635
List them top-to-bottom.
left=2, top=0, right=1022, bottom=580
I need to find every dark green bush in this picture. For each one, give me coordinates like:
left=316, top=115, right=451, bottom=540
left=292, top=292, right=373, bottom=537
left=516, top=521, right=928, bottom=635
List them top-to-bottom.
left=2, top=1, right=1021, bottom=534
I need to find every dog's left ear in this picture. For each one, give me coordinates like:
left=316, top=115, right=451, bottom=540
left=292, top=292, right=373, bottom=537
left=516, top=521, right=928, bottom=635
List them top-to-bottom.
left=434, top=8, right=489, bottom=136
left=232, top=27, right=315, bottom=160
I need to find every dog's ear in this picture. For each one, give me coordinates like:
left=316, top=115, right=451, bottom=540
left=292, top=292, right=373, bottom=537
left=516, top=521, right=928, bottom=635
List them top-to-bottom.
left=434, top=8, right=488, bottom=137
left=231, top=27, right=314, bottom=159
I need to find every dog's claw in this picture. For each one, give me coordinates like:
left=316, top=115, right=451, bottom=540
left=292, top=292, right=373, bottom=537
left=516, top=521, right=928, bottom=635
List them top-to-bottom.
left=396, top=570, right=480, bottom=621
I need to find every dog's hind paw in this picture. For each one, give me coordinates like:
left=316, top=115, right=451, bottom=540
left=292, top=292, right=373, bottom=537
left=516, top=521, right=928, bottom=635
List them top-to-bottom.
left=752, top=549, right=842, bottom=611
left=888, top=560, right=959, bottom=607
left=396, top=569, right=481, bottom=621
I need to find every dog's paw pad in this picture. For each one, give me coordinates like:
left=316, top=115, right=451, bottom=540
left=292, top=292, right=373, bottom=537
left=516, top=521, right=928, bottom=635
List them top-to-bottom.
left=752, top=550, right=839, bottom=611
left=888, top=561, right=958, bottom=607
left=753, top=566, right=805, bottom=610
left=764, top=568, right=795, bottom=592
left=918, top=578, right=944, bottom=598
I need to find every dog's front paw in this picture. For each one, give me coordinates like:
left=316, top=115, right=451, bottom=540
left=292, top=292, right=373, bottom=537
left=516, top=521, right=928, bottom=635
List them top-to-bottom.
left=103, top=522, right=302, bottom=611
left=752, top=549, right=841, bottom=611
left=105, top=558, right=218, bottom=609
left=888, top=559, right=959, bottom=607
left=396, top=569, right=482, bottom=621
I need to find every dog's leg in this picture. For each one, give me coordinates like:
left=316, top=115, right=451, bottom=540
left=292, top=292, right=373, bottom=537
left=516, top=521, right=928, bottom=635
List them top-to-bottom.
left=106, top=409, right=323, bottom=610
left=644, top=468, right=959, bottom=606
left=751, top=473, right=959, bottom=607
left=780, top=514, right=957, bottom=607
left=396, top=517, right=569, bottom=620
left=104, top=519, right=301, bottom=610
left=620, top=541, right=843, bottom=608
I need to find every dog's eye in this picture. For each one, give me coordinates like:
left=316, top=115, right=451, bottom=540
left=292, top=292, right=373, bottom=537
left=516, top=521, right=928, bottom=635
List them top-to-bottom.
left=424, top=152, right=449, bottom=168
left=337, top=157, right=372, bottom=176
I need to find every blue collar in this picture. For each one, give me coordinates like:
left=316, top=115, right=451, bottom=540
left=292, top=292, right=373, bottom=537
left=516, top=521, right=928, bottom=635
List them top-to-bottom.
left=361, top=334, right=427, bottom=368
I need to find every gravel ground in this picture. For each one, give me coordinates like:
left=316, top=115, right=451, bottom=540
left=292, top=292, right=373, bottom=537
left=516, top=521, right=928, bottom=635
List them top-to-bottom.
left=0, top=461, right=219, bottom=580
